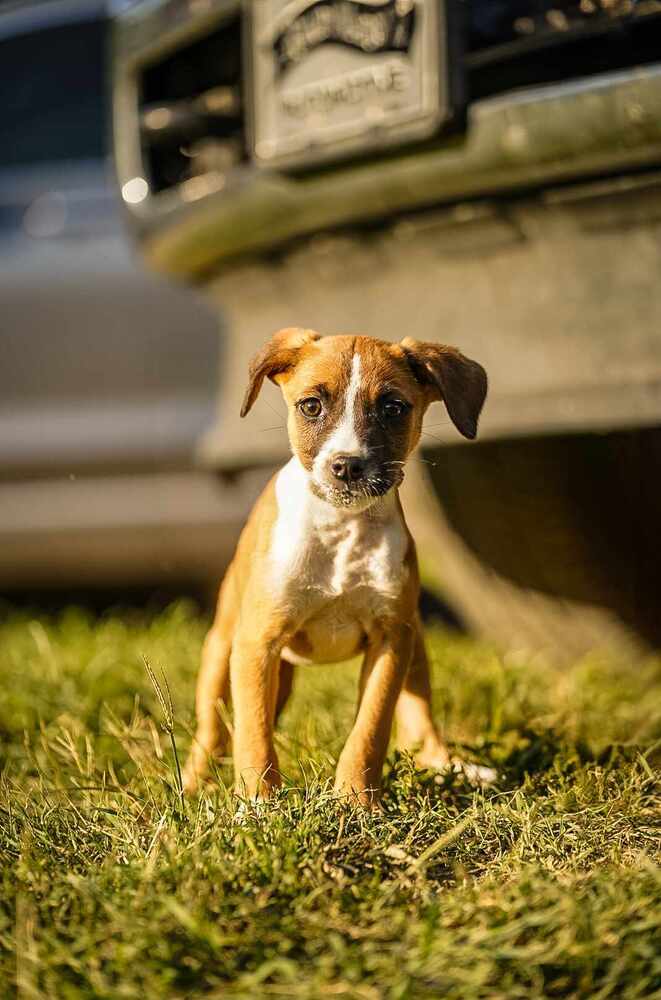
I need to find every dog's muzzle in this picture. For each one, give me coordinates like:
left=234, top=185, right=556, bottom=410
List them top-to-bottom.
left=314, top=460, right=404, bottom=507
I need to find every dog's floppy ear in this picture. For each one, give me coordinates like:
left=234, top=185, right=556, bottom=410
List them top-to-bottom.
left=240, top=328, right=321, bottom=417
left=400, top=337, right=487, bottom=440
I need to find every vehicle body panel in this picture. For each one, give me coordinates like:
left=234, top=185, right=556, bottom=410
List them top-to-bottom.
left=0, top=0, right=244, bottom=591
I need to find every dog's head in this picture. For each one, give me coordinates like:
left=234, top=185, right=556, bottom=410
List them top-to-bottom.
left=241, top=329, right=487, bottom=508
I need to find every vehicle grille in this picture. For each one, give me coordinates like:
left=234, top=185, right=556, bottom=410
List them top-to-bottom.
left=131, top=0, right=661, bottom=197
left=468, top=1, right=661, bottom=100
left=138, top=12, right=244, bottom=195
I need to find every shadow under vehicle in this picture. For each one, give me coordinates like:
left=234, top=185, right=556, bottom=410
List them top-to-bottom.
left=112, top=0, right=661, bottom=652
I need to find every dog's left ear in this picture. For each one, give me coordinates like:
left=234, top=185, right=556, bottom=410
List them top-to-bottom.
left=240, top=328, right=320, bottom=417
left=400, top=337, right=487, bottom=440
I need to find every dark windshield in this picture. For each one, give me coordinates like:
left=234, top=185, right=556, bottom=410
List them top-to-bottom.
left=0, top=16, right=106, bottom=167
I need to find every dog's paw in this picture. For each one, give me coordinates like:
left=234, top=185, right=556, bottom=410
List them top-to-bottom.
left=411, top=741, right=497, bottom=786
left=418, top=752, right=497, bottom=785
left=450, top=759, right=497, bottom=786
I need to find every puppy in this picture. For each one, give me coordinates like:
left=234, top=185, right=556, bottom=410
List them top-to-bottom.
left=184, top=329, right=488, bottom=803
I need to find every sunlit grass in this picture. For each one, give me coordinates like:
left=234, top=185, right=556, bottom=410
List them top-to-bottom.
left=1, top=602, right=660, bottom=998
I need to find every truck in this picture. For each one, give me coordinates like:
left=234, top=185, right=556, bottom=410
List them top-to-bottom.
left=112, top=0, right=661, bottom=652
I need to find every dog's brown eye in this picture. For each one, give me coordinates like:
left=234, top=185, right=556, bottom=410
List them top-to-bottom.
left=299, top=397, right=322, bottom=419
left=383, top=400, right=406, bottom=419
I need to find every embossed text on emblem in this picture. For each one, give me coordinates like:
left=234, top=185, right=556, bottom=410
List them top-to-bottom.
left=280, top=60, right=410, bottom=117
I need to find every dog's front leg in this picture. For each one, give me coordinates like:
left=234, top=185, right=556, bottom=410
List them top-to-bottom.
left=334, top=626, right=414, bottom=805
left=230, top=629, right=284, bottom=799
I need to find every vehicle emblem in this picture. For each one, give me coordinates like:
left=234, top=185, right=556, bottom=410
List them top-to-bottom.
left=249, top=0, right=458, bottom=169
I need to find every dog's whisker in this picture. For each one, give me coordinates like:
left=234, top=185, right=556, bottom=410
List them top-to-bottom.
left=262, top=397, right=289, bottom=420
left=420, top=430, right=449, bottom=446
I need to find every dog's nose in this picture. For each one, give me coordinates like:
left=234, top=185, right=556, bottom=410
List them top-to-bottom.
left=330, top=454, right=366, bottom=483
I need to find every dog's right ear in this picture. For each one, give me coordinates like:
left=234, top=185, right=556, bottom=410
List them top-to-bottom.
left=240, top=328, right=320, bottom=417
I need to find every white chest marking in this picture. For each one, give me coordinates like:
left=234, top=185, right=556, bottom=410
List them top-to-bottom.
left=271, top=456, right=311, bottom=577
left=270, top=458, right=407, bottom=604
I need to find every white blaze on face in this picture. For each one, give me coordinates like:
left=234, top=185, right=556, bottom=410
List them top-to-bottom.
left=312, top=352, right=365, bottom=484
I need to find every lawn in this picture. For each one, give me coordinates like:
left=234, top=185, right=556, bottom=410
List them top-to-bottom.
left=1, top=601, right=660, bottom=999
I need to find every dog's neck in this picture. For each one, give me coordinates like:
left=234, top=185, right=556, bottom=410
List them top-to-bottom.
left=271, top=456, right=406, bottom=592
left=280, top=456, right=400, bottom=529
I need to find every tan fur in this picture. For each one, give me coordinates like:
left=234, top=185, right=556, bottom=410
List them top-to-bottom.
left=184, top=330, right=488, bottom=803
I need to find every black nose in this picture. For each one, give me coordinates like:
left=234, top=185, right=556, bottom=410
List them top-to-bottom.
left=330, top=454, right=366, bottom=483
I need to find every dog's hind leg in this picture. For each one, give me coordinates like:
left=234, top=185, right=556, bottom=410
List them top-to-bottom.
left=183, top=570, right=239, bottom=792
left=395, top=615, right=452, bottom=771
left=395, top=616, right=496, bottom=784
left=275, top=658, right=295, bottom=722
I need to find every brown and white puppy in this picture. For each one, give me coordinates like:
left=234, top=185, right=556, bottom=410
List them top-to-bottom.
left=184, top=329, right=490, bottom=804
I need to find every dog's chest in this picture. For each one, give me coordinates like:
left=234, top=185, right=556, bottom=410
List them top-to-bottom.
left=270, top=461, right=409, bottom=661
left=271, top=466, right=408, bottom=615
left=311, top=517, right=405, bottom=600
left=280, top=519, right=407, bottom=664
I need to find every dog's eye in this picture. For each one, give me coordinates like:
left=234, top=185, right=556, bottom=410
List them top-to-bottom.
left=299, top=397, right=322, bottom=419
left=382, top=399, right=406, bottom=419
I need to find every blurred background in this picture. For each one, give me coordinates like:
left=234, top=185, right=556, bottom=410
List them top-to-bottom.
left=2, top=0, right=661, bottom=656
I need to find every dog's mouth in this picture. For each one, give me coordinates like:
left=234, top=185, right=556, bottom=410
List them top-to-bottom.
left=311, top=467, right=404, bottom=508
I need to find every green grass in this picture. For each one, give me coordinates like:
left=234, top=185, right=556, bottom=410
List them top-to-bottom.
left=1, top=601, right=660, bottom=999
